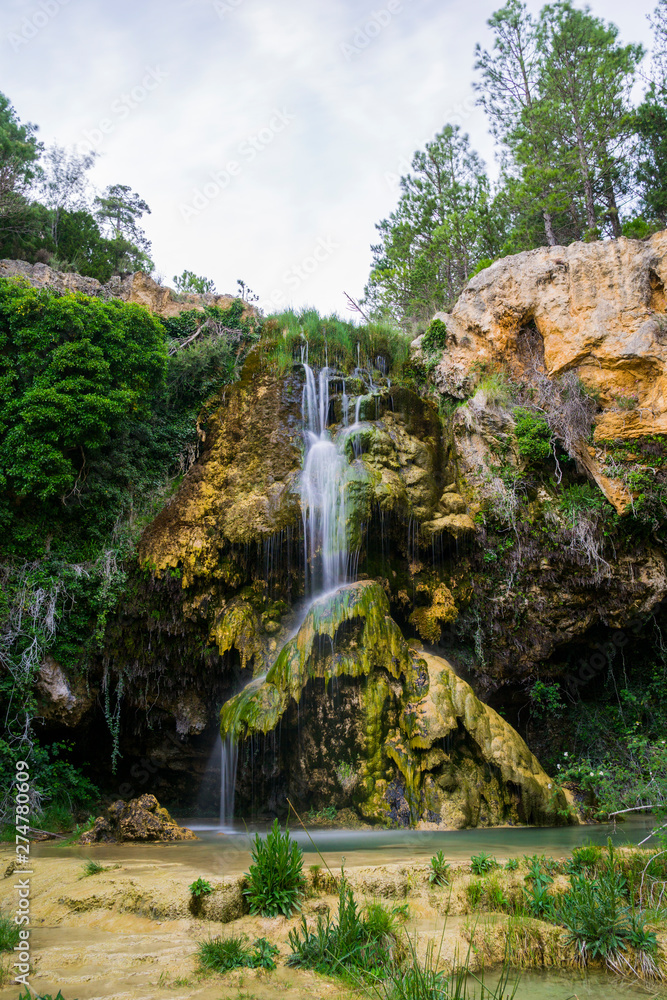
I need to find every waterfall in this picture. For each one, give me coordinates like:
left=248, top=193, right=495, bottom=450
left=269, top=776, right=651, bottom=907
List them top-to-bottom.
left=216, top=362, right=365, bottom=824
left=300, top=362, right=357, bottom=596
left=220, top=734, right=238, bottom=828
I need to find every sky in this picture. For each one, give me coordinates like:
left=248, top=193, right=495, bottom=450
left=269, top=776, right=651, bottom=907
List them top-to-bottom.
left=1, top=0, right=658, bottom=316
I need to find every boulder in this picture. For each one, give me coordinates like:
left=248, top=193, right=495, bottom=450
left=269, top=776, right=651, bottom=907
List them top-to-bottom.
left=80, top=794, right=198, bottom=844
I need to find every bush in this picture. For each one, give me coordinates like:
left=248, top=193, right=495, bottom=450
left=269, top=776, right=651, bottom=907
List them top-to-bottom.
left=421, top=318, right=448, bottom=353
left=513, top=407, right=552, bottom=464
left=244, top=818, right=305, bottom=918
left=189, top=877, right=213, bottom=898
left=197, top=934, right=278, bottom=973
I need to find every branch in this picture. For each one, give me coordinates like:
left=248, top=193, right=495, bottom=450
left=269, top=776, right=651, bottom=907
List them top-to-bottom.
left=344, top=291, right=371, bottom=324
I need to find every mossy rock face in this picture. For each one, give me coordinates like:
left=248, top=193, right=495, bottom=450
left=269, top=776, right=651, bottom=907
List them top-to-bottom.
left=138, top=360, right=304, bottom=586
left=220, top=582, right=573, bottom=828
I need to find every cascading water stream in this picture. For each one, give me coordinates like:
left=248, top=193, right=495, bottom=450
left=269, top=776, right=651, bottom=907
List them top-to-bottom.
left=215, top=362, right=366, bottom=826
left=300, top=362, right=358, bottom=596
left=220, top=734, right=238, bottom=828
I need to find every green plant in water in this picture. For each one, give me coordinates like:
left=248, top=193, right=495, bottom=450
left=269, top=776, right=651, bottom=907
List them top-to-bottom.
left=244, top=818, right=305, bottom=918
left=428, top=850, right=450, bottom=886
left=470, top=852, right=498, bottom=875
left=189, top=877, right=213, bottom=898
left=197, top=934, right=278, bottom=972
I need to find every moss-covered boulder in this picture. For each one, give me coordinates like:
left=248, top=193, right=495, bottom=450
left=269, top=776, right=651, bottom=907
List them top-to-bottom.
left=220, top=581, right=573, bottom=828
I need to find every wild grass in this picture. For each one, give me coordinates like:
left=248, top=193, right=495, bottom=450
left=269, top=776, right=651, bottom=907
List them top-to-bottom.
left=259, top=309, right=410, bottom=375
left=428, top=850, right=450, bottom=886
left=287, top=877, right=400, bottom=979
left=0, top=913, right=20, bottom=951
left=197, top=934, right=278, bottom=972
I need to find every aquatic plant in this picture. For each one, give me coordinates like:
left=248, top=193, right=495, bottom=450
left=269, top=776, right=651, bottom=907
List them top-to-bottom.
left=244, top=818, right=305, bottom=918
left=428, top=850, right=450, bottom=886
left=470, top=852, right=498, bottom=875
left=197, top=934, right=279, bottom=972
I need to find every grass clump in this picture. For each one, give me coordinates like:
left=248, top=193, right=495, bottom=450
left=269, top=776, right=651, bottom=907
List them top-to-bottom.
left=244, top=818, right=305, bottom=918
left=428, top=850, right=450, bottom=886
left=470, top=852, right=498, bottom=875
left=504, top=858, right=519, bottom=871
left=79, top=859, right=106, bottom=878
left=287, top=877, right=398, bottom=979
left=197, top=934, right=279, bottom=972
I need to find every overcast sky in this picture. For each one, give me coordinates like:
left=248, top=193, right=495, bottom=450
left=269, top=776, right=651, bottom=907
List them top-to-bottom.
left=2, top=0, right=657, bottom=316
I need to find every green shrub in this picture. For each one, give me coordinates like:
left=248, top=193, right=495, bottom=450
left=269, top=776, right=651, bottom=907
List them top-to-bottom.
left=421, top=318, right=448, bottom=353
left=513, top=407, right=552, bottom=464
left=244, top=818, right=305, bottom=918
left=569, top=843, right=603, bottom=872
left=428, top=850, right=450, bottom=886
left=470, top=851, right=498, bottom=875
left=504, top=858, right=519, bottom=871
left=80, top=859, right=106, bottom=878
left=189, top=877, right=213, bottom=898
left=197, top=934, right=278, bottom=972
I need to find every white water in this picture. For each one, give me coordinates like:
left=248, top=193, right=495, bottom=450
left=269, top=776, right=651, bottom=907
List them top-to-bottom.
left=300, top=363, right=361, bottom=596
left=220, top=734, right=238, bottom=828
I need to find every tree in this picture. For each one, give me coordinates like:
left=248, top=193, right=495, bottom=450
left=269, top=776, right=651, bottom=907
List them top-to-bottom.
left=475, top=0, right=564, bottom=245
left=633, top=1, right=667, bottom=227
left=534, top=2, right=643, bottom=238
left=0, top=92, right=42, bottom=231
left=365, top=125, right=505, bottom=328
left=36, top=143, right=97, bottom=246
left=94, top=184, right=153, bottom=275
left=173, top=270, right=216, bottom=294
left=0, top=279, right=166, bottom=508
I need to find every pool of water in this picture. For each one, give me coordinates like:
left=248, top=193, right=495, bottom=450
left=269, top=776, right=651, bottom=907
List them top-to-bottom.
left=37, top=814, right=656, bottom=872
left=478, top=968, right=664, bottom=998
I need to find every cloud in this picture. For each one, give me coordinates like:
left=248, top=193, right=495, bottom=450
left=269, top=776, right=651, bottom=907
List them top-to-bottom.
left=1, top=0, right=656, bottom=315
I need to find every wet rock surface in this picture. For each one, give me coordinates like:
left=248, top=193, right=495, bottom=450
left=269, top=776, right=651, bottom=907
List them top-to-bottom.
left=80, top=794, right=198, bottom=844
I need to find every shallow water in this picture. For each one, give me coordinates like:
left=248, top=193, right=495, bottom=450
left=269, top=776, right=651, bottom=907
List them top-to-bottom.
left=37, top=813, right=656, bottom=873
left=479, top=968, right=665, bottom=998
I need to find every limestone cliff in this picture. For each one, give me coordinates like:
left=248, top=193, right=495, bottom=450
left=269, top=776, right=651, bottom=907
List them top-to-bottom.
left=420, top=233, right=667, bottom=513
left=0, top=258, right=252, bottom=320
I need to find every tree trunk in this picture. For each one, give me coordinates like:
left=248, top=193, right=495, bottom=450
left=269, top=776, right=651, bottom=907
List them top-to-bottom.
left=543, top=209, right=557, bottom=246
